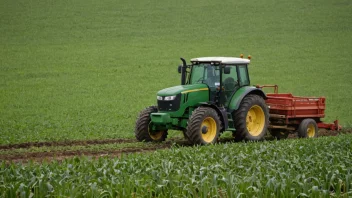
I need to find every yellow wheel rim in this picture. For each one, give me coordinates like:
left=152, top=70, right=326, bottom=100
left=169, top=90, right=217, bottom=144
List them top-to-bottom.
left=246, top=105, right=265, bottom=136
left=201, top=117, right=217, bottom=143
left=307, top=124, right=316, bottom=138
left=149, top=131, right=164, bottom=140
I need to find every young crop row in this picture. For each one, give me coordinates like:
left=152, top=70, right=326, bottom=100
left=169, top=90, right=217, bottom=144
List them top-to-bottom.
left=1, top=135, right=352, bottom=197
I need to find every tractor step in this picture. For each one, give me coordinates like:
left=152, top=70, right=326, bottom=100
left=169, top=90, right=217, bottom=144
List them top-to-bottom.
left=226, top=112, right=235, bottom=129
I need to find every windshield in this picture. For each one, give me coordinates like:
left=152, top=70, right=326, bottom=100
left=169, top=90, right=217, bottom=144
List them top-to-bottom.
left=189, top=64, right=220, bottom=88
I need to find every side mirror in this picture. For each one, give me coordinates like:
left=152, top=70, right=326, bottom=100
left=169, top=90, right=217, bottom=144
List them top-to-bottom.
left=178, top=65, right=182, bottom=73
left=224, top=66, right=231, bottom=74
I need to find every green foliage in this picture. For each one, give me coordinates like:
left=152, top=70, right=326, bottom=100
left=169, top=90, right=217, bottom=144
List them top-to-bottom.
left=0, top=0, right=351, bottom=144
left=1, top=0, right=351, bottom=196
left=1, top=135, right=352, bottom=197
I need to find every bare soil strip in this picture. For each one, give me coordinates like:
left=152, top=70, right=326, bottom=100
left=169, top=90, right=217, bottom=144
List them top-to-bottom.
left=1, top=129, right=347, bottom=151
left=287, top=129, right=340, bottom=138
left=0, top=130, right=348, bottom=163
left=0, top=138, right=137, bottom=150
left=0, top=143, right=171, bottom=163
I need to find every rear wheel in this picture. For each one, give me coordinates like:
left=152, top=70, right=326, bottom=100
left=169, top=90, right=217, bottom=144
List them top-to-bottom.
left=233, top=95, right=269, bottom=141
left=135, top=106, right=168, bottom=142
left=186, top=107, right=221, bottom=145
left=297, top=119, right=318, bottom=138
left=269, top=129, right=289, bottom=140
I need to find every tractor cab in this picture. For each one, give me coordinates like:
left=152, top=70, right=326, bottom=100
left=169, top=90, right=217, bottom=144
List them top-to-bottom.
left=180, top=57, right=251, bottom=107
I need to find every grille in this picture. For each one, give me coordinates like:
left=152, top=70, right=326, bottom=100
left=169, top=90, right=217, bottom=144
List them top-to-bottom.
left=157, top=94, right=181, bottom=111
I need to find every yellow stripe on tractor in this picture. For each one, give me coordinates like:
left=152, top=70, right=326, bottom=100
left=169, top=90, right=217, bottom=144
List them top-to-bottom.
left=181, top=88, right=209, bottom=94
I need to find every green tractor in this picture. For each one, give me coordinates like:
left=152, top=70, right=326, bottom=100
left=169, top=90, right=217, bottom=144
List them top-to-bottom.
left=135, top=56, right=269, bottom=145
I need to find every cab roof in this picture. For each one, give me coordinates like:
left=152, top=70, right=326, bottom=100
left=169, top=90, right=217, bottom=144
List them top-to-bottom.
left=190, top=57, right=250, bottom=64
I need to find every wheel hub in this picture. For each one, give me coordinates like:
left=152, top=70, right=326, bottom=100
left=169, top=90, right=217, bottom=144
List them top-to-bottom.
left=246, top=105, right=265, bottom=136
left=200, top=117, right=217, bottom=143
left=307, top=123, right=315, bottom=137
left=201, top=126, right=208, bottom=134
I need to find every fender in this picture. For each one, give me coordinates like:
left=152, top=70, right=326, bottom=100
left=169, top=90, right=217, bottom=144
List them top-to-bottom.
left=228, top=86, right=267, bottom=112
left=198, top=102, right=228, bottom=131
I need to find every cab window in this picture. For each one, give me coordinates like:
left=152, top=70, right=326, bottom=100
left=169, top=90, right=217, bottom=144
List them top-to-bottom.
left=189, top=64, right=220, bottom=88
left=222, top=65, right=238, bottom=92
left=238, top=65, right=250, bottom=86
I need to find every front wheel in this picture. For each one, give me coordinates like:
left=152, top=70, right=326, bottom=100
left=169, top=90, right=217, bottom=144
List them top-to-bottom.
left=233, top=94, right=269, bottom=141
left=135, top=106, right=168, bottom=142
left=186, top=107, right=221, bottom=145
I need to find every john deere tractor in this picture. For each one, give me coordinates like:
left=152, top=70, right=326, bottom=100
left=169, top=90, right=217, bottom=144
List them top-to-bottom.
left=135, top=56, right=269, bottom=145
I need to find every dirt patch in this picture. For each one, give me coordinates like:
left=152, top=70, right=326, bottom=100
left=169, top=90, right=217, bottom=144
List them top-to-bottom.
left=340, top=128, right=352, bottom=134
left=265, top=129, right=347, bottom=140
left=284, top=129, right=342, bottom=138
left=318, top=129, right=339, bottom=136
left=0, top=138, right=137, bottom=150
left=0, top=138, right=187, bottom=163
left=1, top=143, right=171, bottom=163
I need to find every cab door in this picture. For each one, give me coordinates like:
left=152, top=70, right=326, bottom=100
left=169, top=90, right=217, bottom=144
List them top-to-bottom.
left=221, top=64, right=250, bottom=105
left=221, top=65, right=238, bottom=105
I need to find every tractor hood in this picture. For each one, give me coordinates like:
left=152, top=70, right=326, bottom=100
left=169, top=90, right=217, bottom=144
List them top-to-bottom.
left=157, top=84, right=208, bottom=96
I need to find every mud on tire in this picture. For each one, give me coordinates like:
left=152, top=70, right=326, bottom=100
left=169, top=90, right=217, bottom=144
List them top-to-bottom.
left=135, top=106, right=168, bottom=142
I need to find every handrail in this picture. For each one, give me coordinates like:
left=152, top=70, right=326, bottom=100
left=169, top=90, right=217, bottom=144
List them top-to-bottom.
left=255, top=84, right=278, bottom=94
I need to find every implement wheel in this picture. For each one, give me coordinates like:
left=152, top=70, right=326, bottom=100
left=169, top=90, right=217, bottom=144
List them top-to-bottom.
left=233, top=95, right=269, bottom=141
left=135, top=106, right=168, bottom=142
left=186, top=107, right=221, bottom=145
left=297, top=119, right=318, bottom=138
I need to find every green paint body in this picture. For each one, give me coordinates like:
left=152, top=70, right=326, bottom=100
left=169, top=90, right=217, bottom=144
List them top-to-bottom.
left=150, top=83, right=265, bottom=131
left=151, top=84, right=209, bottom=129
left=228, top=86, right=265, bottom=111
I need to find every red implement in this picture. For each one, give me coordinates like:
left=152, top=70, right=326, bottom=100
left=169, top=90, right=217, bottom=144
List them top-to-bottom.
left=257, top=85, right=341, bottom=131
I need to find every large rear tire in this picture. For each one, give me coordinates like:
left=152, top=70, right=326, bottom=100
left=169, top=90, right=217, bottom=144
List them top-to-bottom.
left=233, top=94, right=269, bottom=141
left=135, top=106, right=168, bottom=142
left=186, top=107, right=221, bottom=145
left=297, top=119, right=318, bottom=138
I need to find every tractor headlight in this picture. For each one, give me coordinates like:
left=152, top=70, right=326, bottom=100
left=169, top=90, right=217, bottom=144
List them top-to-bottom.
left=164, top=95, right=176, bottom=101
left=157, top=96, right=163, bottom=100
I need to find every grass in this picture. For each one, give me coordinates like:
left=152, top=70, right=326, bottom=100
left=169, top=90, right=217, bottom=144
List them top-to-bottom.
left=1, top=0, right=352, bottom=144
left=1, top=134, right=352, bottom=197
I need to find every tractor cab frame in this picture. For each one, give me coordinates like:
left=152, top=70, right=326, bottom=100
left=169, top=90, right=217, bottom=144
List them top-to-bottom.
left=179, top=57, right=251, bottom=107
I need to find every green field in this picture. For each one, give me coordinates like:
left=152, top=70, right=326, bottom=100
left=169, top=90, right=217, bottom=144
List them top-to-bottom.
left=1, top=0, right=351, bottom=144
left=1, top=0, right=352, bottom=196
left=1, top=135, right=352, bottom=197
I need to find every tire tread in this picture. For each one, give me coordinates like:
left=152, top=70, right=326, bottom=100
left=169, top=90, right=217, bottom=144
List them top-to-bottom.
left=233, top=94, right=269, bottom=141
left=135, top=106, right=168, bottom=142
left=186, top=107, right=221, bottom=145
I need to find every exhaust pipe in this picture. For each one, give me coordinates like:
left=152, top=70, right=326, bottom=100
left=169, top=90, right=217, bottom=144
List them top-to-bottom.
left=180, top=58, right=187, bottom=85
